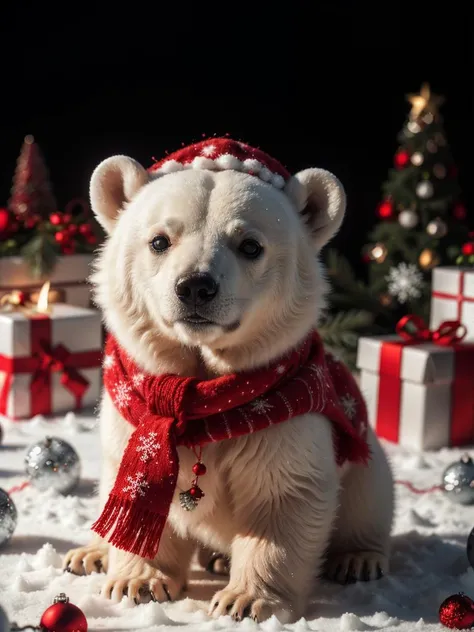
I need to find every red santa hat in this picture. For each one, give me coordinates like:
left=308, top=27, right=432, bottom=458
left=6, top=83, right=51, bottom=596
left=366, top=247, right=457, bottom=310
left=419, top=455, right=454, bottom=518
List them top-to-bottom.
left=148, top=137, right=291, bottom=191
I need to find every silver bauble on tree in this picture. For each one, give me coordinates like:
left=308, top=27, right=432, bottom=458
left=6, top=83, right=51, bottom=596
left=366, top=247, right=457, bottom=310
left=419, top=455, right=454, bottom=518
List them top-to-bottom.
left=416, top=180, right=434, bottom=199
left=398, top=209, right=418, bottom=229
left=426, top=217, right=448, bottom=238
left=25, top=436, right=81, bottom=495
left=442, top=454, right=474, bottom=505
left=0, top=488, right=17, bottom=549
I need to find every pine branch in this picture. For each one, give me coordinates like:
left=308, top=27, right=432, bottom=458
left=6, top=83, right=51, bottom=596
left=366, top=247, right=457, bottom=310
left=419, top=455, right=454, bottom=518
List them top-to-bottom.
left=20, top=232, right=60, bottom=279
left=319, top=309, right=377, bottom=371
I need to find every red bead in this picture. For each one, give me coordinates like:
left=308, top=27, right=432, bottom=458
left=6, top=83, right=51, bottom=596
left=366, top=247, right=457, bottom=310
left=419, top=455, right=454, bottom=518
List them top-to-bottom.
left=394, top=150, right=409, bottom=169
left=377, top=200, right=394, bottom=219
left=454, top=203, right=467, bottom=220
left=50, top=212, right=63, bottom=225
left=79, top=223, right=92, bottom=235
left=55, top=231, right=66, bottom=243
left=462, top=242, right=474, bottom=256
left=192, top=462, right=207, bottom=476
left=189, top=485, right=204, bottom=499
left=439, top=593, right=474, bottom=629
left=40, top=597, right=88, bottom=632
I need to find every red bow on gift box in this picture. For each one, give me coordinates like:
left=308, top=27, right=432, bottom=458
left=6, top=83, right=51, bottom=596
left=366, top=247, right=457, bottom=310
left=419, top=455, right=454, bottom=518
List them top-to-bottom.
left=396, top=314, right=467, bottom=346
left=32, top=341, right=90, bottom=402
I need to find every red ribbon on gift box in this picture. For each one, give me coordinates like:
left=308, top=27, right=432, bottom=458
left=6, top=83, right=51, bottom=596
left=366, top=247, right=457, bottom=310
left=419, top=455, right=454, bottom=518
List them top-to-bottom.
left=431, top=270, right=474, bottom=321
left=0, top=314, right=102, bottom=418
left=376, top=315, right=474, bottom=446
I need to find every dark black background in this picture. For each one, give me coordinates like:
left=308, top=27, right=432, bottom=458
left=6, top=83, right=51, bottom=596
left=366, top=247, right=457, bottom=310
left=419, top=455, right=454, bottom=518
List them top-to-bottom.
left=1, top=3, right=472, bottom=268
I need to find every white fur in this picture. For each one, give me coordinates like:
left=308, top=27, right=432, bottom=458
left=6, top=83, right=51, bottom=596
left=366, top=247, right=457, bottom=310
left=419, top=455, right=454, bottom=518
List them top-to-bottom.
left=64, top=157, right=394, bottom=623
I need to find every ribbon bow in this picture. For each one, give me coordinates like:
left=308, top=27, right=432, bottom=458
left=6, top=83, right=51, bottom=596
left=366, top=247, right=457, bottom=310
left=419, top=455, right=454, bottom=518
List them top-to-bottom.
left=396, top=314, right=467, bottom=346
left=32, top=341, right=90, bottom=402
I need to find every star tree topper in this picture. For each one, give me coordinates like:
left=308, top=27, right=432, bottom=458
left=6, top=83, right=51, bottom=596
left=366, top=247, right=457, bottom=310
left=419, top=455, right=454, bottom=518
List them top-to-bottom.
left=406, top=82, right=445, bottom=119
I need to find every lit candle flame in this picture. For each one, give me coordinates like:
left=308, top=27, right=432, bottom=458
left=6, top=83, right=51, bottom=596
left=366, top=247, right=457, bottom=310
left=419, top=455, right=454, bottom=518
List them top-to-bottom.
left=37, top=281, right=51, bottom=313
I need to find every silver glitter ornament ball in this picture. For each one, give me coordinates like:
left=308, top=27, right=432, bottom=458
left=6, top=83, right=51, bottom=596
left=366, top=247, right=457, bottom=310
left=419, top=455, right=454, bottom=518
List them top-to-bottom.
left=416, top=180, right=434, bottom=199
left=25, top=436, right=81, bottom=495
left=442, top=454, right=474, bottom=505
left=0, top=488, right=17, bottom=548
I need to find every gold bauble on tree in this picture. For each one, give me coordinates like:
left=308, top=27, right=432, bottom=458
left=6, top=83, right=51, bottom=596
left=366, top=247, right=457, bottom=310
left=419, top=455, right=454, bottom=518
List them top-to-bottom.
left=419, top=248, right=440, bottom=270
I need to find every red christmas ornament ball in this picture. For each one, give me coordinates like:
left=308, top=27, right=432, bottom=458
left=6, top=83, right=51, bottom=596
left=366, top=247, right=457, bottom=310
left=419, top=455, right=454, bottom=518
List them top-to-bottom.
left=394, top=150, right=410, bottom=169
left=377, top=200, right=394, bottom=219
left=454, top=203, right=467, bottom=220
left=0, top=208, right=11, bottom=233
left=50, top=212, right=63, bottom=226
left=55, top=231, right=67, bottom=244
left=462, top=242, right=474, bottom=256
left=192, top=462, right=207, bottom=476
left=439, top=593, right=474, bottom=629
left=40, top=595, right=88, bottom=632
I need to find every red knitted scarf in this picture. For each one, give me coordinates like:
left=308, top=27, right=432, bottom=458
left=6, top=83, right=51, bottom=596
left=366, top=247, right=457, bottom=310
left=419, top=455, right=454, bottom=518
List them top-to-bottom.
left=92, top=331, right=370, bottom=559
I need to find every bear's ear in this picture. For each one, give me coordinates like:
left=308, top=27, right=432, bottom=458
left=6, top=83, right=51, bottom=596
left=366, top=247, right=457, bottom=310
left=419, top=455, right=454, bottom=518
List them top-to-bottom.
left=89, top=156, right=149, bottom=233
left=285, top=168, right=346, bottom=250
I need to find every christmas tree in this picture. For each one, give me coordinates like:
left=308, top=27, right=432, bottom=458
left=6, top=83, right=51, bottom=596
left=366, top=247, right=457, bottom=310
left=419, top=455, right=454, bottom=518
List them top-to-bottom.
left=320, top=83, right=471, bottom=368
left=0, top=136, right=104, bottom=278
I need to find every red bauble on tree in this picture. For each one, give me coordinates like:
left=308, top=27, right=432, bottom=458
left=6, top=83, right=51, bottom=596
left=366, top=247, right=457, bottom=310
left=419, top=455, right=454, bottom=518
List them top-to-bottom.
left=394, top=150, right=410, bottom=169
left=377, top=199, right=394, bottom=219
left=0, top=208, right=11, bottom=236
left=462, top=242, right=474, bottom=256
left=40, top=594, right=88, bottom=632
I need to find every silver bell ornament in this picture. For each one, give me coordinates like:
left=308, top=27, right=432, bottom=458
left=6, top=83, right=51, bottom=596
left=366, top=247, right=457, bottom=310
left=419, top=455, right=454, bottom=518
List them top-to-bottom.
left=416, top=180, right=434, bottom=199
left=398, top=209, right=418, bottom=229
left=25, top=436, right=81, bottom=495
left=442, top=454, right=474, bottom=505
left=0, top=488, right=17, bottom=548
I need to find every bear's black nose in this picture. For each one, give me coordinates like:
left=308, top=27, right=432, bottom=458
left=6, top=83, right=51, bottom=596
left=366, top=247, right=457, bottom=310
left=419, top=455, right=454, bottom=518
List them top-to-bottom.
left=175, top=273, right=219, bottom=306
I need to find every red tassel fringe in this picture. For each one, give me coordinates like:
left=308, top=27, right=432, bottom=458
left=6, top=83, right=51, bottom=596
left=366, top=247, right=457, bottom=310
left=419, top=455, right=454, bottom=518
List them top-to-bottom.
left=92, top=495, right=167, bottom=559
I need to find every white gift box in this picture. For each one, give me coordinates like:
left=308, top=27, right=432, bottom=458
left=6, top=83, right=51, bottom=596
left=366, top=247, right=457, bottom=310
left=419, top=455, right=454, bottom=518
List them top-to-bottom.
left=0, top=254, right=94, bottom=308
left=430, top=266, right=474, bottom=341
left=0, top=304, right=103, bottom=420
left=356, top=334, right=474, bottom=451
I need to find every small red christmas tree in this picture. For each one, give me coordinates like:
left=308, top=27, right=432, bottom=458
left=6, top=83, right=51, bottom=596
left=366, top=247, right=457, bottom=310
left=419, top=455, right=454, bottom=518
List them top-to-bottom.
left=8, top=135, right=57, bottom=220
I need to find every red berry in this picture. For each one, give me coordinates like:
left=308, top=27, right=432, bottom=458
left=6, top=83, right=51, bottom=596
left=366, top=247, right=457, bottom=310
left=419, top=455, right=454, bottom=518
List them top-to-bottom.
left=377, top=200, right=394, bottom=219
left=50, top=212, right=63, bottom=225
left=62, top=213, right=72, bottom=224
left=24, top=216, right=38, bottom=229
left=79, top=223, right=92, bottom=235
left=68, top=224, right=78, bottom=235
left=55, top=231, right=66, bottom=243
left=86, top=234, right=97, bottom=245
left=462, top=242, right=474, bottom=256
left=62, top=244, right=76, bottom=255
left=192, top=462, right=207, bottom=476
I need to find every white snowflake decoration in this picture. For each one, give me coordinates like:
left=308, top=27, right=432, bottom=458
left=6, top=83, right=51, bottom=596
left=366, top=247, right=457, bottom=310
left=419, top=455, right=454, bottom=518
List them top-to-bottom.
left=201, top=144, right=216, bottom=157
left=386, top=263, right=423, bottom=304
left=103, top=354, right=114, bottom=369
left=132, top=373, right=145, bottom=387
left=111, top=381, right=132, bottom=410
left=340, top=394, right=357, bottom=420
left=251, top=398, right=274, bottom=414
left=136, top=431, right=161, bottom=462
left=122, top=472, right=149, bottom=499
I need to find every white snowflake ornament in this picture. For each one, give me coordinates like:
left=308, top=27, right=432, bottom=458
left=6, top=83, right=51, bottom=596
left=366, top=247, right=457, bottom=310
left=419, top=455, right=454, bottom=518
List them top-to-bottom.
left=386, top=263, right=423, bottom=304
left=251, top=398, right=274, bottom=414
left=122, top=472, right=149, bottom=499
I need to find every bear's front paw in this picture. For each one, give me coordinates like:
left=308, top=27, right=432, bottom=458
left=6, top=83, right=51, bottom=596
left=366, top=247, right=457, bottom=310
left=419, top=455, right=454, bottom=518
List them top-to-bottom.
left=63, top=543, right=109, bottom=575
left=326, top=551, right=388, bottom=584
left=101, top=561, right=184, bottom=604
left=208, top=587, right=292, bottom=623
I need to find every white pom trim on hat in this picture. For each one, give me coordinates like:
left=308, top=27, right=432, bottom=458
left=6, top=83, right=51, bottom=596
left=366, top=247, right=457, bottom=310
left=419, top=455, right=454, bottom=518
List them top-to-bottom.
left=153, top=155, right=286, bottom=190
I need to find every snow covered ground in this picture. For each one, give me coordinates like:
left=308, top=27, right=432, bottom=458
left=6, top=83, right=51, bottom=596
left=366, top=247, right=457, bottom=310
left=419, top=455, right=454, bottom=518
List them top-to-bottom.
left=1, top=409, right=473, bottom=632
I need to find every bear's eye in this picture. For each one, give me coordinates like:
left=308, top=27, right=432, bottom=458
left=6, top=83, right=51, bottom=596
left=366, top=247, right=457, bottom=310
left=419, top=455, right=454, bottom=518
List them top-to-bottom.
left=150, top=235, right=171, bottom=253
left=238, top=238, right=263, bottom=259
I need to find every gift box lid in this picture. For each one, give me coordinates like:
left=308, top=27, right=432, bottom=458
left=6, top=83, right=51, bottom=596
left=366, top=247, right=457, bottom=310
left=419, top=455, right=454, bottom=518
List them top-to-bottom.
left=432, top=266, right=474, bottom=300
left=356, top=335, right=455, bottom=385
